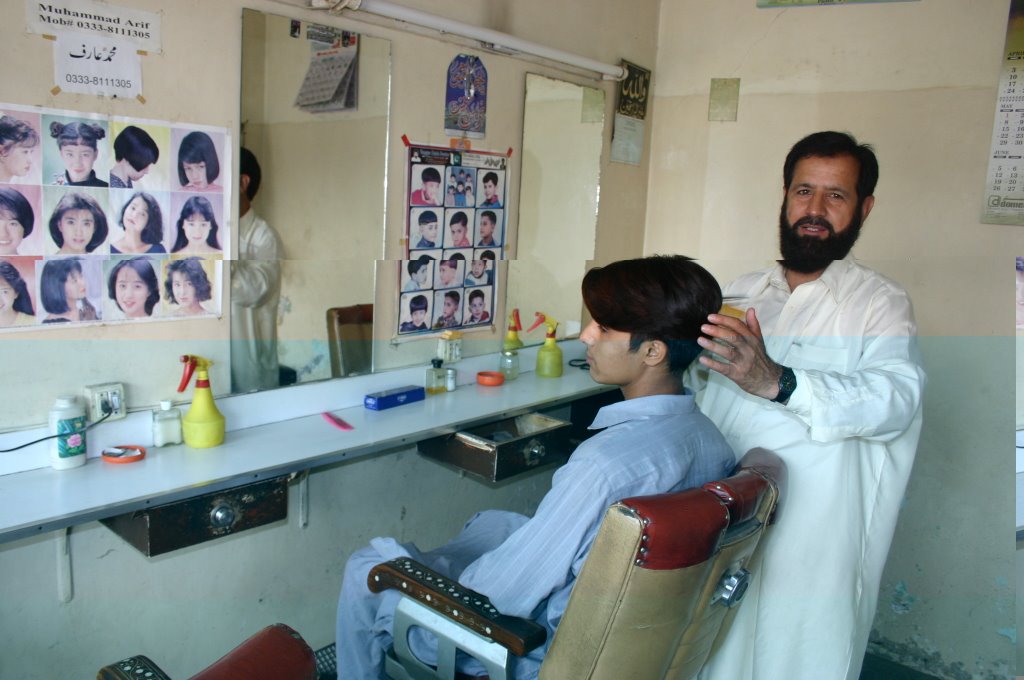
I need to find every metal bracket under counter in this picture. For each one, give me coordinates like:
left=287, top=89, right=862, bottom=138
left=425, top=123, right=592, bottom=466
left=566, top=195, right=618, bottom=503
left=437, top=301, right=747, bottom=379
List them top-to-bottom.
left=0, top=369, right=617, bottom=547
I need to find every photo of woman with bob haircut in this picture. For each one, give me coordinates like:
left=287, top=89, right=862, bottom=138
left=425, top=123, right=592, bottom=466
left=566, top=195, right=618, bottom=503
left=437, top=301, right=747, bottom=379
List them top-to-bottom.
left=0, top=114, right=39, bottom=184
left=49, top=120, right=108, bottom=187
left=110, top=125, right=159, bottom=189
left=177, top=130, right=221, bottom=192
left=0, top=187, right=34, bottom=256
left=48, top=192, right=108, bottom=255
left=111, top=192, right=166, bottom=254
left=171, top=195, right=220, bottom=254
left=107, top=256, right=160, bottom=319
left=164, top=256, right=212, bottom=316
left=39, top=257, right=99, bottom=323
left=0, top=259, right=36, bottom=327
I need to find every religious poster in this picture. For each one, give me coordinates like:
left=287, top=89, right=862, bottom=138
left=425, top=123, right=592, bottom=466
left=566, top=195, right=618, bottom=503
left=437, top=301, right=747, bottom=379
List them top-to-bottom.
left=983, top=0, right=1024, bottom=225
left=444, top=54, right=487, bottom=139
left=611, top=60, right=651, bottom=166
left=0, top=101, right=230, bottom=332
left=400, top=143, right=509, bottom=337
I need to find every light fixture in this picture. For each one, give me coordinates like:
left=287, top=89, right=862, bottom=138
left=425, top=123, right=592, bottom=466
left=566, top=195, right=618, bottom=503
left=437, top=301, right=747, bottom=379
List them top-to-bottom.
left=314, top=0, right=627, bottom=80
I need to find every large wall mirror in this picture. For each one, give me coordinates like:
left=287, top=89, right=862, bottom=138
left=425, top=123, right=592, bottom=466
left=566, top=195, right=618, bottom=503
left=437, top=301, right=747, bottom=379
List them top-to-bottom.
left=237, top=8, right=389, bottom=392
left=507, top=74, right=604, bottom=342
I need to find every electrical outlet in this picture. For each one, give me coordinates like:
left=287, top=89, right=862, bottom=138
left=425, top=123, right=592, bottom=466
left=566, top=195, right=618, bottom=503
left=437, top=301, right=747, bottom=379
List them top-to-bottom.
left=84, top=382, right=126, bottom=422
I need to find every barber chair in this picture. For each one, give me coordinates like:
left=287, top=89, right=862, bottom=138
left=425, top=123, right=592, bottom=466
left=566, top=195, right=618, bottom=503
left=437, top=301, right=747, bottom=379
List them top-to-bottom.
left=327, top=303, right=374, bottom=377
left=368, top=448, right=785, bottom=680
left=96, top=623, right=318, bottom=680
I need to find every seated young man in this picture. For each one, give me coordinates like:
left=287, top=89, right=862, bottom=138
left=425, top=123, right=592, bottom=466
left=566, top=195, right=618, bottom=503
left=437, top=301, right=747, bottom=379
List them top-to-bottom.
left=336, top=254, right=735, bottom=679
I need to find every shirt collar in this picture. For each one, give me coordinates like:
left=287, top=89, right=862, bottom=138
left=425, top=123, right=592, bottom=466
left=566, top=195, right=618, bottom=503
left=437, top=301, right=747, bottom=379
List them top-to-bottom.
left=767, top=253, right=858, bottom=301
left=589, top=391, right=696, bottom=430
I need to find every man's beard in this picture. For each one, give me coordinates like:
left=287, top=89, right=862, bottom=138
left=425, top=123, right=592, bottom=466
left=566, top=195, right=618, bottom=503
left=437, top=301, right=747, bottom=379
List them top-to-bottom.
left=778, top=201, right=863, bottom=274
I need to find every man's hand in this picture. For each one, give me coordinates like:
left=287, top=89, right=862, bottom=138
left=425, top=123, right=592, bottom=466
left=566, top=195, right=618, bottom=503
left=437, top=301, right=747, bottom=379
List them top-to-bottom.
left=697, top=308, right=783, bottom=400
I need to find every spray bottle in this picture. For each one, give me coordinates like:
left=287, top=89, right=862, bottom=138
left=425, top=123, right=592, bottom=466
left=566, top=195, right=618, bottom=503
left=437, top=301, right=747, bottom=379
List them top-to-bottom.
left=503, top=308, right=525, bottom=351
left=527, top=312, right=563, bottom=378
left=176, top=354, right=225, bottom=448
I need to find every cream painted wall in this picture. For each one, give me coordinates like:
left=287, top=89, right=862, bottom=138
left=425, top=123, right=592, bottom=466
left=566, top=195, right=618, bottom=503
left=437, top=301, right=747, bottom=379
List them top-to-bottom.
left=0, top=0, right=660, bottom=677
left=646, top=1, right=1018, bottom=677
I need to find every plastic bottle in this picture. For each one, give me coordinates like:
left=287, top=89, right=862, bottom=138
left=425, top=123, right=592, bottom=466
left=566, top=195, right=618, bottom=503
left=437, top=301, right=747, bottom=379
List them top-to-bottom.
left=503, top=308, right=525, bottom=351
left=528, top=312, right=563, bottom=378
left=177, top=355, right=226, bottom=448
left=426, top=358, right=447, bottom=395
left=445, top=367, right=457, bottom=392
left=49, top=395, right=87, bottom=470
left=152, top=400, right=183, bottom=447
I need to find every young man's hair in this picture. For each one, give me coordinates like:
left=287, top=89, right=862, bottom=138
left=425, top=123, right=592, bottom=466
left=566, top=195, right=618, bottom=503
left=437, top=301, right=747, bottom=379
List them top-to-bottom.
left=113, top=126, right=159, bottom=171
left=783, top=130, right=879, bottom=200
left=177, top=131, right=220, bottom=185
left=239, top=147, right=262, bottom=200
left=420, top=167, right=441, bottom=184
left=482, top=171, right=498, bottom=186
left=0, top=187, right=34, bottom=237
left=49, top=192, right=109, bottom=252
left=418, top=210, right=437, bottom=225
left=480, top=210, right=496, bottom=225
left=449, top=211, right=468, bottom=227
left=582, top=254, right=721, bottom=375
left=407, top=255, right=433, bottom=276
left=469, top=289, right=485, bottom=304
left=444, top=290, right=461, bottom=305
left=409, top=294, right=428, bottom=313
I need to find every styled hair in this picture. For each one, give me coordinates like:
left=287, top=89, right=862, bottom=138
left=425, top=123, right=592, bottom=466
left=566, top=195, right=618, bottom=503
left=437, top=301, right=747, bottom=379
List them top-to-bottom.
left=0, top=115, right=39, bottom=155
left=50, top=120, right=105, bottom=150
left=113, top=126, right=159, bottom=171
left=177, top=131, right=220, bottom=186
left=783, top=131, right=879, bottom=200
left=239, top=147, right=261, bottom=200
left=420, top=167, right=441, bottom=184
left=482, top=171, right=498, bottom=186
left=0, top=187, right=34, bottom=237
left=49, top=192, right=108, bottom=252
left=120, top=192, right=163, bottom=245
left=172, top=196, right=220, bottom=252
left=418, top=210, right=438, bottom=225
left=480, top=210, right=497, bottom=225
left=449, top=211, right=468, bottom=227
left=480, top=250, right=496, bottom=261
left=448, top=253, right=465, bottom=262
left=407, top=255, right=433, bottom=276
left=582, top=255, right=722, bottom=375
left=40, top=257, right=83, bottom=314
left=108, top=257, right=160, bottom=315
left=164, top=257, right=212, bottom=304
left=0, top=260, right=33, bottom=315
left=469, top=289, right=484, bottom=304
left=444, top=290, right=460, bottom=305
left=409, top=294, right=429, bottom=313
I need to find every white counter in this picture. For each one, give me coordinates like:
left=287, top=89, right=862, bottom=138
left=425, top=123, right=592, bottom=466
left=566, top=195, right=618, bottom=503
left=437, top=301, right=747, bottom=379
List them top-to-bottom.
left=0, top=356, right=609, bottom=544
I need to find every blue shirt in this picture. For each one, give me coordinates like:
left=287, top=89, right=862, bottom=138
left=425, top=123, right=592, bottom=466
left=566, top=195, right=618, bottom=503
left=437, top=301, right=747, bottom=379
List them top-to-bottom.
left=453, top=392, right=735, bottom=677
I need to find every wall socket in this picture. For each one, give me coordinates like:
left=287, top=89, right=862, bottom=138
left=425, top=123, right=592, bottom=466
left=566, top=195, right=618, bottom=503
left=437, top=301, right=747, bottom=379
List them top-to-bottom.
left=84, top=383, right=126, bottom=422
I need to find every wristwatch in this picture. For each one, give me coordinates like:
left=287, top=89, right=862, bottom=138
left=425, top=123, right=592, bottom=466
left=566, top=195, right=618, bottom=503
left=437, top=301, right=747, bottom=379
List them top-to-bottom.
left=771, top=366, right=797, bottom=404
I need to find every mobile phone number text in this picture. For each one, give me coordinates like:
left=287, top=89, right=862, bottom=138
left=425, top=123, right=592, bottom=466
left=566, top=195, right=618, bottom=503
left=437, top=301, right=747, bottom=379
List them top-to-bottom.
left=74, top=21, right=151, bottom=39
left=64, top=74, right=134, bottom=89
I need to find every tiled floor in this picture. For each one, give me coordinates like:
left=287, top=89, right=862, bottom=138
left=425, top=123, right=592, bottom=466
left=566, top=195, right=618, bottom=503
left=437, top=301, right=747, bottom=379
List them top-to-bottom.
left=860, top=653, right=942, bottom=680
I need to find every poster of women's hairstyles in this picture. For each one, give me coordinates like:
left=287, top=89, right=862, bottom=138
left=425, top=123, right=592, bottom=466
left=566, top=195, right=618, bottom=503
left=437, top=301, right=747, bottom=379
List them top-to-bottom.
left=0, top=101, right=230, bottom=333
left=399, top=143, right=509, bottom=338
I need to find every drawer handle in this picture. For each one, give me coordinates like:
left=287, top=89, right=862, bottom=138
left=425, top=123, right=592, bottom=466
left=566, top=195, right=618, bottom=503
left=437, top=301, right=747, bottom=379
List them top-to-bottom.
left=210, top=504, right=236, bottom=529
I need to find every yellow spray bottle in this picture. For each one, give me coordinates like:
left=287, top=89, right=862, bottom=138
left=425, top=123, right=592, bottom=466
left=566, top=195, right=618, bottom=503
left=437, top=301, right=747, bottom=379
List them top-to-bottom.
left=504, top=308, right=525, bottom=351
left=527, top=312, right=563, bottom=378
left=176, top=354, right=225, bottom=448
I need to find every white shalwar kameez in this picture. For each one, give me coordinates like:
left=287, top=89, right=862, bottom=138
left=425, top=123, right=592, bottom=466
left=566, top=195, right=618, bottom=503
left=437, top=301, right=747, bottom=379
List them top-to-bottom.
left=230, top=210, right=282, bottom=393
left=695, top=255, right=925, bottom=680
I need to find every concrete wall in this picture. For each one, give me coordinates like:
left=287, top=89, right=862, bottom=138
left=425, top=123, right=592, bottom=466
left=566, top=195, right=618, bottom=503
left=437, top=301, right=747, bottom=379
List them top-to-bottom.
left=645, top=1, right=1017, bottom=677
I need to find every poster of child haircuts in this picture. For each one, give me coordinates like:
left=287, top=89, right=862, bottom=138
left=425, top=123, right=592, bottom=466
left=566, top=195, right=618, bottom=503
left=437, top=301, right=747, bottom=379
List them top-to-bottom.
left=0, top=101, right=229, bottom=332
left=399, top=143, right=507, bottom=337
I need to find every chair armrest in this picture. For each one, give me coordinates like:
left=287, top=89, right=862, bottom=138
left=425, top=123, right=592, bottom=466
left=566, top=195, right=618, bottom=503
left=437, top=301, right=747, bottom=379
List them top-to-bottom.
left=368, top=557, right=546, bottom=657
left=191, top=623, right=316, bottom=680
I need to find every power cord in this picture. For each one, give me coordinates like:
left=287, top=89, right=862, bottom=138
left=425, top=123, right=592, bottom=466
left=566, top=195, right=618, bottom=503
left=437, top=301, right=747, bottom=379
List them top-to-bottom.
left=0, top=399, right=115, bottom=453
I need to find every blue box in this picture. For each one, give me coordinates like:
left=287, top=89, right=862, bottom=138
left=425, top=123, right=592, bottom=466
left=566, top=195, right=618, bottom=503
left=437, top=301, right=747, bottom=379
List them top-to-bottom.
left=364, top=385, right=426, bottom=411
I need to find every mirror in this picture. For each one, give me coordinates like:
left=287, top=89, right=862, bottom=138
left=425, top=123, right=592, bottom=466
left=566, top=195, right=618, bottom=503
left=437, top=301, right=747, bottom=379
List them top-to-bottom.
left=236, top=8, right=389, bottom=392
left=507, top=74, right=604, bottom=342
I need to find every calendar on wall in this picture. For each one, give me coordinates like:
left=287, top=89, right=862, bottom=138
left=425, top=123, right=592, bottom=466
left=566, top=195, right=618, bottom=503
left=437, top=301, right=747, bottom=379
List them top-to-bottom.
left=983, top=0, right=1024, bottom=225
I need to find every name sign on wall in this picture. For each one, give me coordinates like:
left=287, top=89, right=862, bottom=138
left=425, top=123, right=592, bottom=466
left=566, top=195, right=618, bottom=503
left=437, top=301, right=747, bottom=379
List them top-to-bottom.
left=27, top=0, right=162, bottom=53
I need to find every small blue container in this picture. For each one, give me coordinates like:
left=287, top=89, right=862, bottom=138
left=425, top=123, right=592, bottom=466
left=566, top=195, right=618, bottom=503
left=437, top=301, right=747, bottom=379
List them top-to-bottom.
left=364, top=385, right=426, bottom=411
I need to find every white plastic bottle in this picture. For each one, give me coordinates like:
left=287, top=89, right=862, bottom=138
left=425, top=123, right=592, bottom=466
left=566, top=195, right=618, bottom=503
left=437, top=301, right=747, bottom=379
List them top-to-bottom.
left=49, top=395, right=87, bottom=470
left=152, top=400, right=183, bottom=447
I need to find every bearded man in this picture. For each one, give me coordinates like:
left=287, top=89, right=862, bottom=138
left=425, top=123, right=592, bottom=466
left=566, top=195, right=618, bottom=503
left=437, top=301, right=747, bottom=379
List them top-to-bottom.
left=692, top=131, right=926, bottom=680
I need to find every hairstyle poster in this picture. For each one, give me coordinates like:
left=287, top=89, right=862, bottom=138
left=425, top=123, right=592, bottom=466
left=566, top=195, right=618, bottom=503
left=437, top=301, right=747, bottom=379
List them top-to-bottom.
left=0, top=101, right=229, bottom=332
left=399, top=143, right=508, bottom=337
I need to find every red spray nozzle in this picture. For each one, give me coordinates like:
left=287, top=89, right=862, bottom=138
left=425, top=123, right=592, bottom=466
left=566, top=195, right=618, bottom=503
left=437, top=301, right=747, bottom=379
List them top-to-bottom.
left=510, top=308, right=523, bottom=331
left=526, top=312, right=546, bottom=333
left=177, top=355, right=197, bottom=393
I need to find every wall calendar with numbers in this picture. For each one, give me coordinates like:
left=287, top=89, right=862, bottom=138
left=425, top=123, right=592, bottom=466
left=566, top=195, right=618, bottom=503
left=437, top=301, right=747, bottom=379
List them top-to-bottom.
left=984, top=0, right=1024, bottom=225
